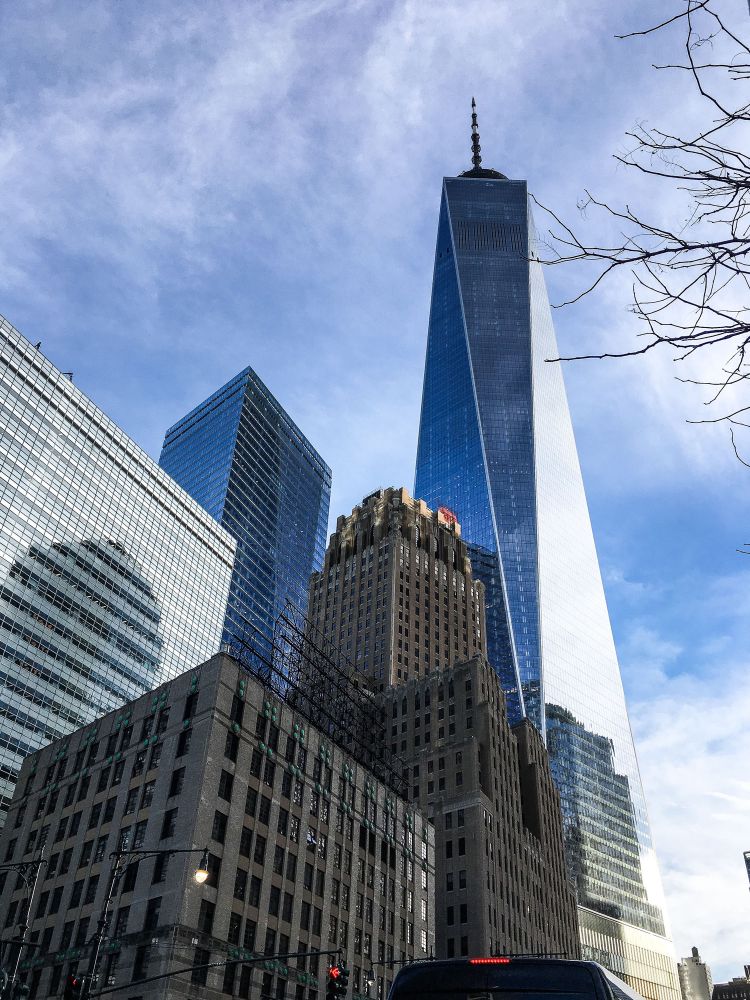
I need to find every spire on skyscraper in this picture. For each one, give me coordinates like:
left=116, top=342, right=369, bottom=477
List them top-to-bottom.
left=460, top=97, right=506, bottom=180
left=471, top=97, right=482, bottom=170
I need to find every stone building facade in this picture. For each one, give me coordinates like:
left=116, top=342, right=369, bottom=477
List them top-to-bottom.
left=307, top=488, right=486, bottom=689
left=307, top=488, right=578, bottom=960
left=0, top=654, right=434, bottom=999
left=378, top=656, right=580, bottom=960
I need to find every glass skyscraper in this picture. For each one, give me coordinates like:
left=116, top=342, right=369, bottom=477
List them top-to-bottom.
left=414, top=112, right=679, bottom=1000
left=0, top=314, right=235, bottom=824
left=159, top=367, right=331, bottom=664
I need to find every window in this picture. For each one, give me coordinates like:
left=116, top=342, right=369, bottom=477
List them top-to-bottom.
left=183, top=692, right=198, bottom=721
left=176, top=729, right=192, bottom=757
left=225, top=731, right=239, bottom=762
left=148, top=743, right=162, bottom=770
left=131, top=750, right=146, bottom=778
left=111, top=760, right=125, bottom=786
left=169, top=768, right=185, bottom=798
left=218, top=771, right=234, bottom=802
left=141, top=781, right=156, bottom=810
left=246, top=787, right=258, bottom=816
left=124, top=789, right=138, bottom=815
left=259, top=795, right=271, bottom=825
left=103, top=797, right=117, bottom=823
left=277, top=808, right=289, bottom=836
left=159, top=809, right=177, bottom=840
left=211, top=811, right=227, bottom=844
left=69, top=812, right=82, bottom=836
left=133, top=820, right=147, bottom=849
left=239, top=828, right=253, bottom=858
left=254, top=835, right=267, bottom=865
left=94, top=837, right=108, bottom=863
left=273, top=846, right=285, bottom=876
left=146, top=847, right=168, bottom=886
left=206, top=853, right=221, bottom=888
left=122, top=861, right=139, bottom=893
left=234, top=868, right=248, bottom=901
left=84, top=875, right=99, bottom=905
left=249, top=875, right=262, bottom=908
left=69, top=880, right=84, bottom=907
left=49, top=886, right=63, bottom=915
left=269, top=886, right=280, bottom=916
left=144, top=896, right=162, bottom=931
left=198, top=900, right=215, bottom=934
left=113, top=906, right=129, bottom=938
left=228, top=912, right=242, bottom=945
left=75, top=917, right=90, bottom=947
left=244, top=920, right=257, bottom=950
left=132, top=944, right=150, bottom=981
left=191, top=946, right=210, bottom=986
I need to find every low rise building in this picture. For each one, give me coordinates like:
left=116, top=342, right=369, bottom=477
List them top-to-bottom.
left=0, top=654, right=434, bottom=999
left=713, top=972, right=750, bottom=1000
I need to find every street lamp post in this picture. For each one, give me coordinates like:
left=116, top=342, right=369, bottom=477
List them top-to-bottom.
left=82, top=846, right=208, bottom=1000
left=0, top=854, right=47, bottom=996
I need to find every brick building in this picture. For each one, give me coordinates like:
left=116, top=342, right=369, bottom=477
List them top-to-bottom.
left=307, top=488, right=485, bottom=688
left=308, top=489, right=579, bottom=960
left=0, top=655, right=434, bottom=999
left=379, top=657, right=579, bottom=959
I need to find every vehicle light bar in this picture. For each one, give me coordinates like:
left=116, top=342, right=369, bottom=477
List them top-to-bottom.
left=469, top=958, right=511, bottom=965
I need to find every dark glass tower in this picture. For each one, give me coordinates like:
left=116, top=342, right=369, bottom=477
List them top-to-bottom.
left=414, top=106, right=678, bottom=1000
left=160, top=367, right=331, bottom=662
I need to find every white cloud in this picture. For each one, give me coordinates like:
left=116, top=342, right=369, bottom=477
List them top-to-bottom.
left=632, top=657, right=750, bottom=982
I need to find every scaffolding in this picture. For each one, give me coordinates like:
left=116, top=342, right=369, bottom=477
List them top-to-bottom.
left=226, top=601, right=406, bottom=798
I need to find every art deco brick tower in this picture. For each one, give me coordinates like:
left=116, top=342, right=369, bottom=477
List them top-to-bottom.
left=307, top=487, right=485, bottom=689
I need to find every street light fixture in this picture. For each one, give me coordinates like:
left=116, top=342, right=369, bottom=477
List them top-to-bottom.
left=83, top=845, right=208, bottom=1000
left=194, top=848, right=210, bottom=885
left=0, top=854, right=47, bottom=996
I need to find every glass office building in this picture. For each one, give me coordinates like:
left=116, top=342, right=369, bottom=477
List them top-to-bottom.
left=414, top=131, right=679, bottom=999
left=0, top=314, right=235, bottom=824
left=159, top=367, right=331, bottom=663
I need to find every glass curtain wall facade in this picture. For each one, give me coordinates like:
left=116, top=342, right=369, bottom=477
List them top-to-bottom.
left=414, top=172, right=678, bottom=1000
left=0, top=315, right=235, bottom=824
left=159, top=367, right=331, bottom=663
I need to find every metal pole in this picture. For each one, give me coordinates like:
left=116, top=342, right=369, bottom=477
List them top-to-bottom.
left=83, top=847, right=207, bottom=1000
left=7, top=854, right=46, bottom=994
left=82, top=855, right=124, bottom=1000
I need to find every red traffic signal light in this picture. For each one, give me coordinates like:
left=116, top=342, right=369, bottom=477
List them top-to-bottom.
left=327, top=966, right=349, bottom=1000
left=63, top=974, right=83, bottom=1000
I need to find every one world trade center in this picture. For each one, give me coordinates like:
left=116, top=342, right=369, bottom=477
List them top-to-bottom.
left=414, top=103, right=679, bottom=1000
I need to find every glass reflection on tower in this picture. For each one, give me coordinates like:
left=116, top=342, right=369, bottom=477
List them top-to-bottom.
left=414, top=115, right=678, bottom=999
left=0, top=315, right=235, bottom=825
left=160, top=367, right=331, bottom=664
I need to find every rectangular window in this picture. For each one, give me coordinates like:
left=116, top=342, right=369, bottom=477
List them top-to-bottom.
left=176, top=729, right=192, bottom=757
left=169, top=768, right=185, bottom=798
left=218, top=770, right=234, bottom=801
left=160, top=809, right=177, bottom=840
left=211, top=811, right=227, bottom=844
left=234, top=868, right=248, bottom=901
left=198, top=900, right=215, bottom=935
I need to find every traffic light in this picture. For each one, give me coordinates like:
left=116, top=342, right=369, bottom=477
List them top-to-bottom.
left=327, top=966, right=350, bottom=1000
left=338, top=967, right=350, bottom=998
left=63, top=974, right=83, bottom=1000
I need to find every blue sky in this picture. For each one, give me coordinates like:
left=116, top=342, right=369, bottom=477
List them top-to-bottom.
left=1, top=0, right=748, bottom=980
